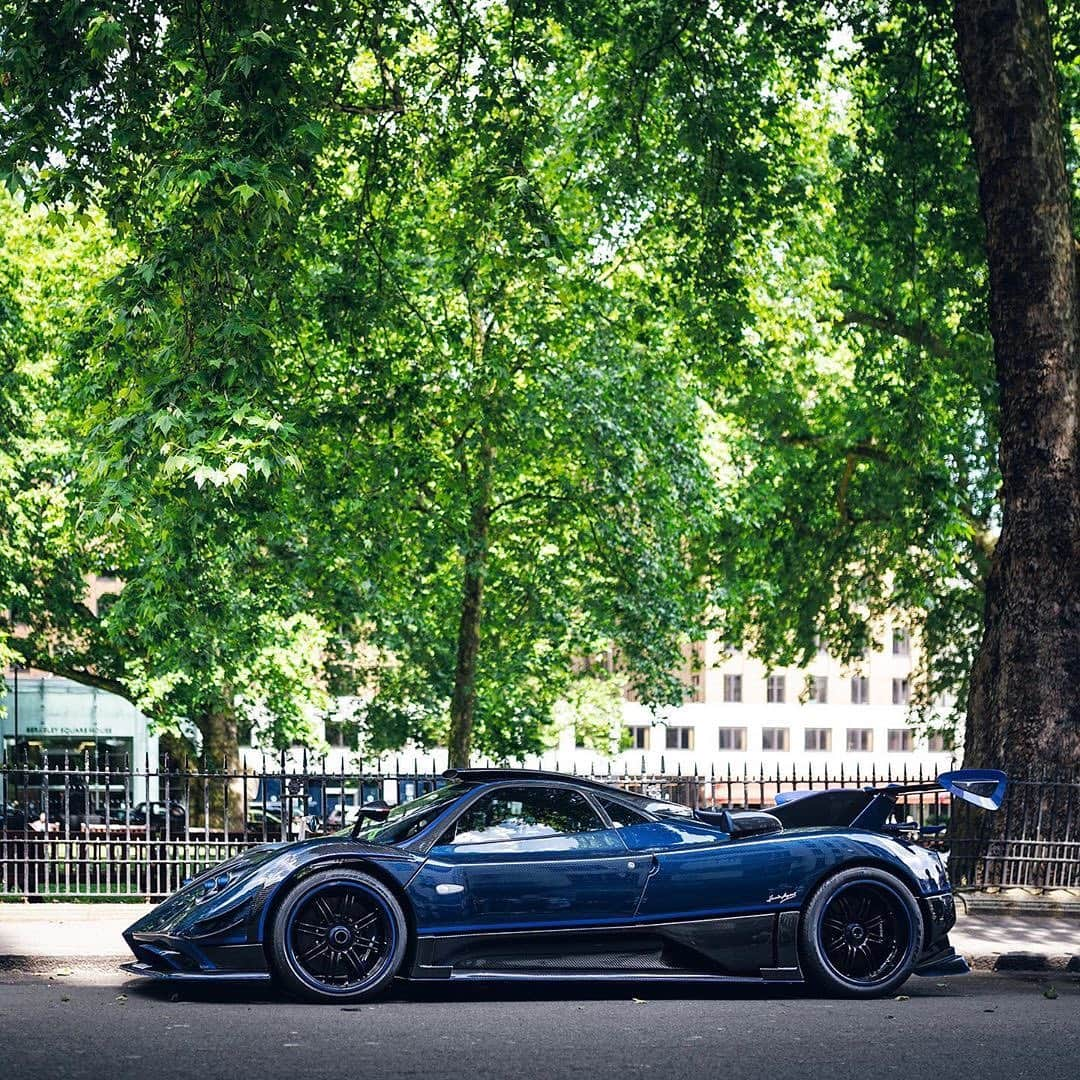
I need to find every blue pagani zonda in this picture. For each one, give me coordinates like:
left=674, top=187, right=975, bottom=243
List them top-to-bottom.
left=122, top=767, right=1006, bottom=1001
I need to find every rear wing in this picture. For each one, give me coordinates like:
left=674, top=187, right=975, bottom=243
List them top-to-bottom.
left=768, top=769, right=1007, bottom=834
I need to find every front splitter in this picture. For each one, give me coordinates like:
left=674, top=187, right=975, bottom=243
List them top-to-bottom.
left=121, top=961, right=271, bottom=983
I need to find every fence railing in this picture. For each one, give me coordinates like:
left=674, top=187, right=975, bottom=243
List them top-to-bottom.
left=1, top=754, right=1076, bottom=899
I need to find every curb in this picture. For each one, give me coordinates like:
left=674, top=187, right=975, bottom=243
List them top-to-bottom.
left=955, top=894, right=1080, bottom=919
left=967, top=953, right=1080, bottom=973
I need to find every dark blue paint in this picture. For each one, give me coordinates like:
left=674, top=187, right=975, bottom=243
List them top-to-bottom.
left=415, top=828, right=649, bottom=931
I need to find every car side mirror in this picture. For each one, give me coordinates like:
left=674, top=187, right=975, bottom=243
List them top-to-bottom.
left=350, top=800, right=392, bottom=838
left=359, top=800, right=392, bottom=821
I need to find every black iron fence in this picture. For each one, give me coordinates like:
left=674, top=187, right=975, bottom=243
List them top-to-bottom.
left=1, top=754, right=1077, bottom=899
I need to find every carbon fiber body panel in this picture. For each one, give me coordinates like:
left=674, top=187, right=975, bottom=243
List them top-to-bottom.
left=409, top=913, right=779, bottom=980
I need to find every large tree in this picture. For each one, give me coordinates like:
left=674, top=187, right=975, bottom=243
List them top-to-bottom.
left=4, top=0, right=1076, bottom=787
left=655, top=0, right=1080, bottom=788
left=951, top=0, right=1080, bottom=774
left=0, top=1, right=825, bottom=764
left=281, top=1, right=821, bottom=764
left=0, top=2, right=357, bottom=772
left=693, top=3, right=996, bottom=741
left=0, top=193, right=335, bottom=787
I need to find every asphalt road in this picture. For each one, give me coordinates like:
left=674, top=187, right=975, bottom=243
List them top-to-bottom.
left=1, top=970, right=1077, bottom=1080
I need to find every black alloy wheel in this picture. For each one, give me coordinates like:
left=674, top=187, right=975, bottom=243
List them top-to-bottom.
left=799, top=866, right=924, bottom=997
left=270, top=868, right=407, bottom=1003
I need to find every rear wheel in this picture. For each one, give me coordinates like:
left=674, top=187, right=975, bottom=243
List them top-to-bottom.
left=799, top=867, right=923, bottom=997
left=270, top=869, right=407, bottom=1003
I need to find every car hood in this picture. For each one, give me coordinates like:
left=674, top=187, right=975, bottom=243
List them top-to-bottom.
left=124, top=836, right=423, bottom=943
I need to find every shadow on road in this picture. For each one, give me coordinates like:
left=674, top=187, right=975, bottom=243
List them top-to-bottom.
left=118, top=973, right=959, bottom=1008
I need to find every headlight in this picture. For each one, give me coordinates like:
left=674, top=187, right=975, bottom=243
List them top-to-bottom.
left=186, top=847, right=280, bottom=902
left=195, top=871, right=233, bottom=902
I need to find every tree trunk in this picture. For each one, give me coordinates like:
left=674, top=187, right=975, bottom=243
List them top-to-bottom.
left=951, top=0, right=1080, bottom=879
left=448, top=436, right=494, bottom=768
left=200, top=702, right=245, bottom=830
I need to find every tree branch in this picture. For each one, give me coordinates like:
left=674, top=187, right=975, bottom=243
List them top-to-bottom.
left=338, top=100, right=405, bottom=116
left=840, top=307, right=950, bottom=359
left=778, top=433, right=891, bottom=463
left=836, top=452, right=857, bottom=523
left=490, top=488, right=579, bottom=517
left=12, top=646, right=130, bottom=700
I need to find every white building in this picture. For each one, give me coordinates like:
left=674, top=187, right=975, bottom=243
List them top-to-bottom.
left=305, top=625, right=957, bottom=782
left=599, top=628, right=957, bottom=777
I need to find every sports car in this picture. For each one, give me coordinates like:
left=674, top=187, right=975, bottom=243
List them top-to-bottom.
left=121, top=766, right=1005, bottom=1001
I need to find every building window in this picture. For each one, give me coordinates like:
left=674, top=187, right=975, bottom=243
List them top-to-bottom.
left=892, top=628, right=910, bottom=656
left=689, top=673, right=704, bottom=703
left=722, top=674, right=742, bottom=703
left=766, top=674, right=786, bottom=704
left=807, top=675, right=828, bottom=704
left=850, top=676, right=870, bottom=705
left=892, top=678, right=910, bottom=705
left=627, top=726, right=650, bottom=751
left=665, top=726, right=693, bottom=750
left=717, top=727, right=747, bottom=751
left=761, top=727, right=789, bottom=752
left=805, top=728, right=832, bottom=752
left=846, top=728, right=873, bottom=753
left=888, top=728, right=915, bottom=752
left=927, top=731, right=953, bottom=753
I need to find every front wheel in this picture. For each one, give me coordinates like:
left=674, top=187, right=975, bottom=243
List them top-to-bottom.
left=799, top=867, right=923, bottom=997
left=270, top=868, right=408, bottom=1003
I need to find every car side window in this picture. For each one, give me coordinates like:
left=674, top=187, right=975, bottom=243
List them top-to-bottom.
left=443, top=787, right=606, bottom=846
left=597, top=797, right=652, bottom=829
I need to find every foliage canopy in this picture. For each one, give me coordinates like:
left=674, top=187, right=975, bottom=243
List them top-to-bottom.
left=1, top=1, right=1077, bottom=764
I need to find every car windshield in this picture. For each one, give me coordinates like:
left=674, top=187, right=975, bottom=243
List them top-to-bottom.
left=343, top=783, right=467, bottom=845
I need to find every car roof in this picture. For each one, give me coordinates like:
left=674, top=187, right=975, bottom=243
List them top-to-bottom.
left=441, top=768, right=687, bottom=816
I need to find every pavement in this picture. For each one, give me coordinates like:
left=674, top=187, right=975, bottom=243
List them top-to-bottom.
left=2, top=900, right=1080, bottom=973
left=0, top=901, right=154, bottom=966
left=2, top=901, right=1078, bottom=1080
left=0, top=968, right=1077, bottom=1080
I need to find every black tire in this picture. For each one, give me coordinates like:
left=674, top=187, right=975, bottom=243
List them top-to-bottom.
left=799, top=866, right=923, bottom=998
left=270, top=868, right=408, bottom=1004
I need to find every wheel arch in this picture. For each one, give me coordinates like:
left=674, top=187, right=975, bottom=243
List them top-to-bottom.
left=803, top=855, right=924, bottom=910
left=258, top=856, right=418, bottom=971
left=796, top=859, right=926, bottom=996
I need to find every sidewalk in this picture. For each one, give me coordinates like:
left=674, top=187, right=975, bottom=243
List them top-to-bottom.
left=0, top=902, right=151, bottom=969
left=2, top=902, right=1079, bottom=974
left=954, top=912, right=1080, bottom=971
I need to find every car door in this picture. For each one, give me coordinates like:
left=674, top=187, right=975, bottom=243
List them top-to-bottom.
left=409, top=784, right=651, bottom=934
left=596, top=797, right=790, bottom=920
